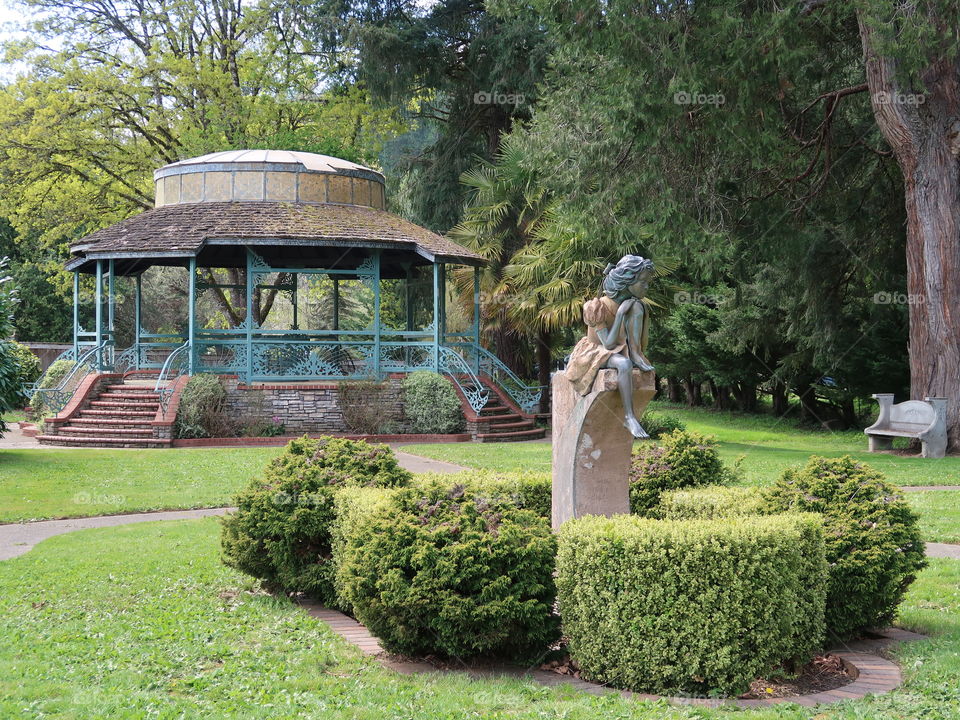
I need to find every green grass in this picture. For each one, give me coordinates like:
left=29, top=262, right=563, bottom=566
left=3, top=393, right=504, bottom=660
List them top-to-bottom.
left=405, top=401, right=960, bottom=487
left=1, top=410, right=26, bottom=424
left=0, top=447, right=282, bottom=522
left=908, top=491, right=960, bottom=545
left=0, top=518, right=957, bottom=718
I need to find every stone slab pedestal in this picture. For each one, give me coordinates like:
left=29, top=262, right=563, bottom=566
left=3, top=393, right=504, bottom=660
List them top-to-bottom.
left=551, top=368, right=656, bottom=529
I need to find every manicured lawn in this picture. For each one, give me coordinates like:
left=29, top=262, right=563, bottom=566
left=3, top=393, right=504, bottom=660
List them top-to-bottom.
left=405, top=401, right=960, bottom=487
left=0, top=447, right=282, bottom=522
left=909, top=491, right=960, bottom=545
left=0, top=517, right=956, bottom=718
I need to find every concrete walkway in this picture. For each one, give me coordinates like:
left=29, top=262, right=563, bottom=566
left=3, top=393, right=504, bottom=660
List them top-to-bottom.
left=0, top=507, right=231, bottom=561
left=925, top=543, right=960, bottom=560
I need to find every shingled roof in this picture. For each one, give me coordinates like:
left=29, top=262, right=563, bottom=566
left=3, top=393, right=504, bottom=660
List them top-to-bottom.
left=67, top=201, right=483, bottom=270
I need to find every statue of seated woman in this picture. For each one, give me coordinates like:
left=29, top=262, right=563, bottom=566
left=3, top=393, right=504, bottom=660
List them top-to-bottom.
left=564, top=255, right=655, bottom=438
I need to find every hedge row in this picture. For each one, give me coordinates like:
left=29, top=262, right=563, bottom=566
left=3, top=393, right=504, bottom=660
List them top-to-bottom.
left=221, top=436, right=924, bottom=692
left=222, top=439, right=559, bottom=660
left=652, top=456, right=928, bottom=641
left=556, top=512, right=827, bottom=695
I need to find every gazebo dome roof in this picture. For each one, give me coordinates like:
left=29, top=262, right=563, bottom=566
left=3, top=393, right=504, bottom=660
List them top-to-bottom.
left=157, top=149, right=382, bottom=177
left=67, top=150, right=482, bottom=276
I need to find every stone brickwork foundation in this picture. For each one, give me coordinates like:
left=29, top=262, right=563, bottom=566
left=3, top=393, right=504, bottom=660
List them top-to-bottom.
left=223, top=377, right=406, bottom=435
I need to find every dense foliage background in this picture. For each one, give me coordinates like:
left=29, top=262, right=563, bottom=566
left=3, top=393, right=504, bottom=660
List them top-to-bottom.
left=2, top=0, right=956, bottom=433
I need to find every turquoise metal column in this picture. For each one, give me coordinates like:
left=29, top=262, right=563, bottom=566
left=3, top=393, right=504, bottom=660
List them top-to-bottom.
left=245, top=249, right=254, bottom=383
left=372, top=251, right=381, bottom=379
left=187, top=257, right=196, bottom=375
left=95, top=259, right=103, bottom=370
left=107, top=259, right=115, bottom=347
left=432, top=262, right=440, bottom=372
left=439, top=263, right=446, bottom=344
left=473, top=266, right=481, bottom=374
left=72, top=271, right=79, bottom=357
left=291, top=272, right=298, bottom=330
left=134, top=274, right=142, bottom=370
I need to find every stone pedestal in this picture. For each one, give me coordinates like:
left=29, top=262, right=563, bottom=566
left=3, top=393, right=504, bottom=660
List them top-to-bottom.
left=551, top=368, right=656, bottom=529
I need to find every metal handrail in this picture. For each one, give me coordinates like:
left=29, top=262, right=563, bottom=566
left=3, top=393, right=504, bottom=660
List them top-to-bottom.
left=30, top=341, right=110, bottom=417
left=154, top=341, right=192, bottom=412
left=451, top=342, right=544, bottom=414
left=23, top=345, right=78, bottom=397
left=438, top=346, right=489, bottom=414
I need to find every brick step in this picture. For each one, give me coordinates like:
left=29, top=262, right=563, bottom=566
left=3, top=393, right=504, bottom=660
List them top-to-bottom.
left=102, top=385, right=161, bottom=394
left=96, top=392, right=162, bottom=401
left=89, top=399, right=161, bottom=410
left=478, top=405, right=513, bottom=416
left=79, top=409, right=156, bottom=419
left=481, top=412, right=523, bottom=424
left=69, top=417, right=156, bottom=427
left=477, top=420, right=536, bottom=431
left=59, top=426, right=154, bottom=437
left=476, top=427, right=546, bottom=442
left=37, top=434, right=172, bottom=448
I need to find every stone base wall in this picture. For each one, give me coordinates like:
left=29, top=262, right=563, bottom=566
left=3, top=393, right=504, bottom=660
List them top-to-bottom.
left=223, top=378, right=406, bottom=435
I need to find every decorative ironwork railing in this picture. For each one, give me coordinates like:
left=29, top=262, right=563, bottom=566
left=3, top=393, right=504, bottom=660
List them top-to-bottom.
left=34, top=333, right=533, bottom=418
left=155, top=341, right=192, bottom=412
left=30, top=342, right=109, bottom=417
left=449, top=342, right=544, bottom=414
left=23, top=345, right=78, bottom=398
left=438, top=345, right=489, bottom=414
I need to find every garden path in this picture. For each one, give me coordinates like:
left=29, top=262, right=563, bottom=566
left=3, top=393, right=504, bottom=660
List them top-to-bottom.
left=0, top=450, right=464, bottom=561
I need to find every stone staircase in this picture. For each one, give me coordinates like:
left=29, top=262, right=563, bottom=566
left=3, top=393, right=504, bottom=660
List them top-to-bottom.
left=37, top=376, right=172, bottom=448
left=468, top=379, right=547, bottom=443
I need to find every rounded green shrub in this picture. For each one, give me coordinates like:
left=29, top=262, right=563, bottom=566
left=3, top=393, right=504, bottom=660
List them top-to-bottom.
left=9, top=342, right=40, bottom=386
left=402, top=370, right=464, bottom=433
left=174, top=373, right=231, bottom=438
left=639, top=410, right=686, bottom=438
left=629, top=429, right=737, bottom=515
left=220, top=436, right=412, bottom=604
left=764, top=455, right=927, bottom=640
left=338, top=481, right=560, bottom=661
left=656, top=485, right=769, bottom=519
left=556, top=513, right=827, bottom=696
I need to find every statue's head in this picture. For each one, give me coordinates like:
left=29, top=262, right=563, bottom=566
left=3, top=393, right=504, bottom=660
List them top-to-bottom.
left=602, top=255, right=655, bottom=299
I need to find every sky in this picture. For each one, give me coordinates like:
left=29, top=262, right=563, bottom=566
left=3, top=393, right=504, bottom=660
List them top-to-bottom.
left=0, top=0, right=29, bottom=81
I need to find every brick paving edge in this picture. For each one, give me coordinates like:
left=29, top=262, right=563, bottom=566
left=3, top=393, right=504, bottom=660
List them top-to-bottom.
left=296, top=601, right=922, bottom=708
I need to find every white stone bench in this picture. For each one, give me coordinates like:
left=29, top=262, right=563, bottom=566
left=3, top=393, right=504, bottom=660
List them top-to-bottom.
left=864, top=394, right=947, bottom=459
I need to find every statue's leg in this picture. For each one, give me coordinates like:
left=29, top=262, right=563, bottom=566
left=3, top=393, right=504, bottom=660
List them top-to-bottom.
left=608, top=354, right=647, bottom=438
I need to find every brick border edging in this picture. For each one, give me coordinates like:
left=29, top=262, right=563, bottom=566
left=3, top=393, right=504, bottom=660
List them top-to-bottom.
left=171, top=433, right=473, bottom=448
left=295, top=599, right=921, bottom=709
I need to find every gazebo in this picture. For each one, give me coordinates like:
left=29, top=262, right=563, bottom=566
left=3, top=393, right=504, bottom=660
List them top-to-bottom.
left=36, top=150, right=544, bottom=446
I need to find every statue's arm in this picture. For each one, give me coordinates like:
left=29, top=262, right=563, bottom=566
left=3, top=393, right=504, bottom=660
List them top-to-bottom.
left=594, top=300, right=632, bottom=350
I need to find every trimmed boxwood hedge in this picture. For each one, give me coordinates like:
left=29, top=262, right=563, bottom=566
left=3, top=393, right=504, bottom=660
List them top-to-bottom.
left=220, top=436, right=411, bottom=604
left=337, top=481, right=560, bottom=661
left=656, top=485, right=769, bottom=519
left=330, top=486, right=397, bottom=611
left=556, top=513, right=827, bottom=696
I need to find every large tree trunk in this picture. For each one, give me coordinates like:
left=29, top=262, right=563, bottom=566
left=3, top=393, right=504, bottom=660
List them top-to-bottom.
left=859, top=14, right=960, bottom=449
left=667, top=377, right=684, bottom=403
left=771, top=382, right=789, bottom=417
